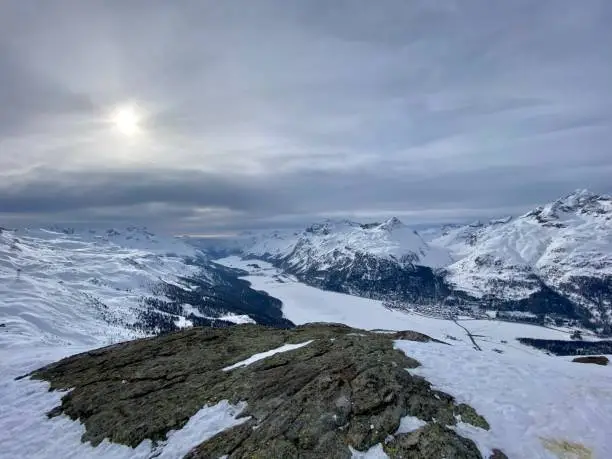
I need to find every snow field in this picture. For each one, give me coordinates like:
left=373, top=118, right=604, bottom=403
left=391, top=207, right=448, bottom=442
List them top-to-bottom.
left=394, top=339, right=612, bottom=458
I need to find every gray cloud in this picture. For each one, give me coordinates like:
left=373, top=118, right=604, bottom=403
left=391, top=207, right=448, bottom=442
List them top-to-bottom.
left=1, top=0, right=611, bottom=233
left=0, top=46, right=95, bottom=136
left=0, top=168, right=283, bottom=213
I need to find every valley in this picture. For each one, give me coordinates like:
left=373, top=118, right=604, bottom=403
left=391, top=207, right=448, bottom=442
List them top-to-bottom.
left=2, top=192, right=612, bottom=458
left=2, top=251, right=610, bottom=458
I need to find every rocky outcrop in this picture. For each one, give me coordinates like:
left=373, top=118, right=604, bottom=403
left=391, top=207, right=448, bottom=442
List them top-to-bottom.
left=28, top=323, right=505, bottom=458
left=572, top=356, right=609, bottom=366
left=383, top=423, right=481, bottom=458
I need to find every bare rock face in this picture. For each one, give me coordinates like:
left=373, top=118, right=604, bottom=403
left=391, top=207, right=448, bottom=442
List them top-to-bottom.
left=29, top=323, right=505, bottom=458
left=391, top=329, right=446, bottom=343
left=572, top=355, right=609, bottom=366
left=383, top=423, right=482, bottom=459
left=489, top=448, right=510, bottom=459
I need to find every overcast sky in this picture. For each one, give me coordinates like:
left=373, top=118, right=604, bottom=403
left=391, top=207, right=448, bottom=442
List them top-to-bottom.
left=1, top=1, right=611, bottom=233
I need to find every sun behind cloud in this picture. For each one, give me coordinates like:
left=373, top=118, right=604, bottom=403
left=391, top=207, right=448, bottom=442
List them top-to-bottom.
left=111, top=105, right=141, bottom=136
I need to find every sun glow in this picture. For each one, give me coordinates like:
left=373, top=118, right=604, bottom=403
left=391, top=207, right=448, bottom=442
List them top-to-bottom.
left=112, top=105, right=141, bottom=136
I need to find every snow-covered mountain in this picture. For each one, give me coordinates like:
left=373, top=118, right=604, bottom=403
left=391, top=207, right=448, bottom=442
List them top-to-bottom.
left=234, top=190, right=612, bottom=334
left=432, top=190, right=612, bottom=330
left=246, top=217, right=451, bottom=269
left=238, top=218, right=453, bottom=305
left=0, top=226, right=290, bottom=349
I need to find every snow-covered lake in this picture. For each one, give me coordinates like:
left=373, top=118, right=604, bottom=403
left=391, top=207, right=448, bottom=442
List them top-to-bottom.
left=215, top=256, right=576, bottom=350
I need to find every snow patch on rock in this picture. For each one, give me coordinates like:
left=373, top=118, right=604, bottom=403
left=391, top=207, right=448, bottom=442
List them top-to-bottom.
left=223, top=340, right=313, bottom=371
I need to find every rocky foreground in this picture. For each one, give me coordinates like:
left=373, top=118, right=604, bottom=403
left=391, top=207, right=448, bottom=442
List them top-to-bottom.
left=27, top=324, right=507, bottom=458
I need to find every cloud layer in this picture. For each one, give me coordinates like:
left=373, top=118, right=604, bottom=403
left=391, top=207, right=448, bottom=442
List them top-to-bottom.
left=1, top=0, right=611, bottom=232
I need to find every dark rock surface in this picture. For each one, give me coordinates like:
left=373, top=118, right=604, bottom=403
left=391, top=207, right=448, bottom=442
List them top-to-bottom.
left=30, top=323, right=504, bottom=458
left=391, top=330, right=446, bottom=343
left=517, top=338, right=612, bottom=356
left=572, top=355, right=609, bottom=366
left=383, top=423, right=482, bottom=459
left=489, top=448, right=510, bottom=459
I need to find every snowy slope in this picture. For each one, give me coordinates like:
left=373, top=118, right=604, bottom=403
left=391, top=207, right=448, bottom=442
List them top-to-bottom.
left=432, top=190, right=612, bottom=328
left=0, top=226, right=202, bottom=348
left=0, top=226, right=290, bottom=350
left=81, top=226, right=198, bottom=257
left=395, top=340, right=612, bottom=459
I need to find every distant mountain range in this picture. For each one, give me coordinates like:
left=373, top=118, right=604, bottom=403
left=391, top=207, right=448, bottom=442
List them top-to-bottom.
left=3, top=190, right=611, bottom=343
left=232, top=190, right=612, bottom=334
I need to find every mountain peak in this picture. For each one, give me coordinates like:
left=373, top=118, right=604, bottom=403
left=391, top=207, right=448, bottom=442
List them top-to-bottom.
left=523, top=189, right=611, bottom=223
left=550, top=189, right=611, bottom=216
left=558, top=189, right=601, bottom=206
left=489, top=216, right=513, bottom=225
left=379, top=217, right=405, bottom=231
left=304, top=219, right=362, bottom=235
